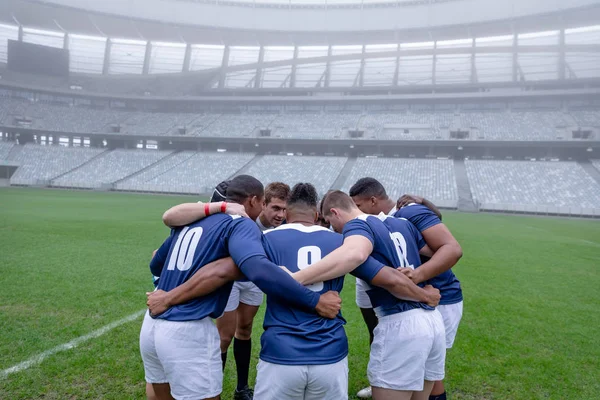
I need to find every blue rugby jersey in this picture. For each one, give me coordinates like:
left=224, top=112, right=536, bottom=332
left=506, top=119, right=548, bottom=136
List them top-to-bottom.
left=394, top=204, right=463, bottom=305
left=150, top=214, right=320, bottom=321
left=344, top=214, right=432, bottom=317
left=261, top=223, right=384, bottom=365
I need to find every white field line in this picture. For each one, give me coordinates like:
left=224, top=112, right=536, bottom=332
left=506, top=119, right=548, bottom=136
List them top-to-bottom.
left=0, top=309, right=146, bottom=380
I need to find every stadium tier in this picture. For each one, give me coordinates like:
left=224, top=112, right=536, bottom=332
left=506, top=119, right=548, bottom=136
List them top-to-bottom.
left=1, top=97, right=599, bottom=141
left=0, top=140, right=14, bottom=159
left=5, top=142, right=600, bottom=216
left=8, top=143, right=105, bottom=186
left=51, top=149, right=173, bottom=189
left=116, top=151, right=255, bottom=194
left=243, top=155, right=348, bottom=196
left=340, top=158, right=459, bottom=208
left=465, top=160, right=600, bottom=213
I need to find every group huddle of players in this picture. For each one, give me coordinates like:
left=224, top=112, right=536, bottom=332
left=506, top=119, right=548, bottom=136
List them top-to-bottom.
left=140, top=175, right=463, bottom=400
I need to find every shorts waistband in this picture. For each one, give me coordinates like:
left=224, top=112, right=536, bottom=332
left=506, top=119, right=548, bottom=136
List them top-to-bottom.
left=378, top=308, right=435, bottom=323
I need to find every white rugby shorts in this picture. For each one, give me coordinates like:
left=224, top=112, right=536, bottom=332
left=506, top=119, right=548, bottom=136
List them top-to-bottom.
left=355, top=277, right=373, bottom=309
left=224, top=281, right=264, bottom=312
left=437, top=301, right=463, bottom=349
left=368, top=308, right=446, bottom=391
left=140, top=311, right=222, bottom=399
left=254, top=357, right=348, bottom=400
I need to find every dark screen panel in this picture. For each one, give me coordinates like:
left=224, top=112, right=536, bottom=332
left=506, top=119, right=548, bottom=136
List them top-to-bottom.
left=7, top=39, right=69, bottom=77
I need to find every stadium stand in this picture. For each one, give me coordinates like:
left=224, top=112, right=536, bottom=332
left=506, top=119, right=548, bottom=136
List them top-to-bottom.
left=0, top=97, right=596, bottom=141
left=27, top=103, right=128, bottom=133
left=570, top=110, right=600, bottom=127
left=458, top=111, right=570, bottom=140
left=120, top=112, right=201, bottom=136
left=358, top=112, right=453, bottom=140
left=195, top=113, right=278, bottom=138
left=267, top=113, right=359, bottom=139
left=0, top=141, right=15, bottom=159
left=9, top=144, right=105, bottom=185
left=52, top=149, right=172, bottom=189
left=116, top=151, right=255, bottom=194
left=243, top=155, right=348, bottom=196
left=340, top=158, right=459, bottom=207
left=465, top=160, right=600, bottom=213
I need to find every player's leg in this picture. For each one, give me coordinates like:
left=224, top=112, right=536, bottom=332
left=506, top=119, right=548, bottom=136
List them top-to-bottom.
left=356, top=277, right=377, bottom=398
left=216, top=282, right=241, bottom=370
left=233, top=282, right=263, bottom=398
left=430, top=302, right=463, bottom=400
left=360, top=307, right=378, bottom=345
left=423, top=310, right=447, bottom=400
left=216, top=311, right=236, bottom=369
left=140, top=312, right=171, bottom=400
left=155, top=318, right=223, bottom=400
left=305, top=357, right=348, bottom=400
left=254, top=360, right=306, bottom=400
left=411, top=381, right=435, bottom=400
left=150, top=383, right=174, bottom=400
left=371, top=387, right=413, bottom=400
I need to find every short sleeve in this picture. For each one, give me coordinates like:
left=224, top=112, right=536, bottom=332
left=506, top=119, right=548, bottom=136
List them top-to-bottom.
left=395, top=205, right=441, bottom=232
left=227, top=218, right=268, bottom=266
left=343, top=218, right=375, bottom=246
left=407, top=221, right=426, bottom=250
left=149, top=230, right=175, bottom=277
left=351, top=256, right=385, bottom=283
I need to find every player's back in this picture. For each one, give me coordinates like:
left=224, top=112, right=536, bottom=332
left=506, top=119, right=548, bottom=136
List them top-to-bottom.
left=394, top=204, right=462, bottom=305
left=152, top=213, right=243, bottom=321
left=348, top=214, right=432, bottom=317
left=261, top=223, right=347, bottom=365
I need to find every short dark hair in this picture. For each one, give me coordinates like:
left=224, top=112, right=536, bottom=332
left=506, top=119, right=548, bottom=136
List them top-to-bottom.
left=226, top=175, right=264, bottom=204
left=349, top=177, right=388, bottom=199
left=210, top=180, right=230, bottom=202
left=264, top=182, right=291, bottom=205
left=288, top=183, right=318, bottom=210
left=321, top=190, right=357, bottom=216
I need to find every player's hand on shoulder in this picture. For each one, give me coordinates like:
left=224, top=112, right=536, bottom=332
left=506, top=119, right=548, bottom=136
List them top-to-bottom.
left=397, top=194, right=424, bottom=209
left=225, top=203, right=248, bottom=218
left=423, top=285, right=441, bottom=307
left=146, top=289, right=171, bottom=316
left=315, top=290, right=342, bottom=319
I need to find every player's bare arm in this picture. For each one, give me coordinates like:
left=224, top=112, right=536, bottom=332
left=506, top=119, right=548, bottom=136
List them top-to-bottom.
left=397, top=194, right=443, bottom=220
left=162, top=202, right=248, bottom=228
left=409, top=224, right=463, bottom=284
left=292, top=235, right=374, bottom=285
left=146, top=257, right=241, bottom=316
left=370, top=267, right=441, bottom=307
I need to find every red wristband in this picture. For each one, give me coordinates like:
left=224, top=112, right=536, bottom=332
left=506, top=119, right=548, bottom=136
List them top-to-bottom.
left=221, top=202, right=227, bottom=213
left=204, top=203, right=210, bottom=216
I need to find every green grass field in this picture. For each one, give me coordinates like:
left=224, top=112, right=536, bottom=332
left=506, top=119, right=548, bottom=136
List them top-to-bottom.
left=1, top=187, right=599, bottom=400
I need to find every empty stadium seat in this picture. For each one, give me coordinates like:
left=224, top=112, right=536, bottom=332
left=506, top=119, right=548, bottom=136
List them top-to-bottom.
left=465, top=160, right=600, bottom=210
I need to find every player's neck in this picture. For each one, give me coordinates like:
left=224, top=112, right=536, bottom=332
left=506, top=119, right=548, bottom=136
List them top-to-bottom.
left=382, top=198, right=396, bottom=215
left=286, top=211, right=315, bottom=226
left=258, top=213, right=271, bottom=228
left=288, top=218, right=314, bottom=226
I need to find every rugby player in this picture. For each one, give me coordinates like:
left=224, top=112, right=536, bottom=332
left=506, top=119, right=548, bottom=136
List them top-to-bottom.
left=349, top=178, right=463, bottom=400
left=161, top=181, right=290, bottom=399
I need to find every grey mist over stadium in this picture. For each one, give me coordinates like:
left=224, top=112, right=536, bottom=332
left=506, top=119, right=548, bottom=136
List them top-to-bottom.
left=0, top=0, right=599, bottom=218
